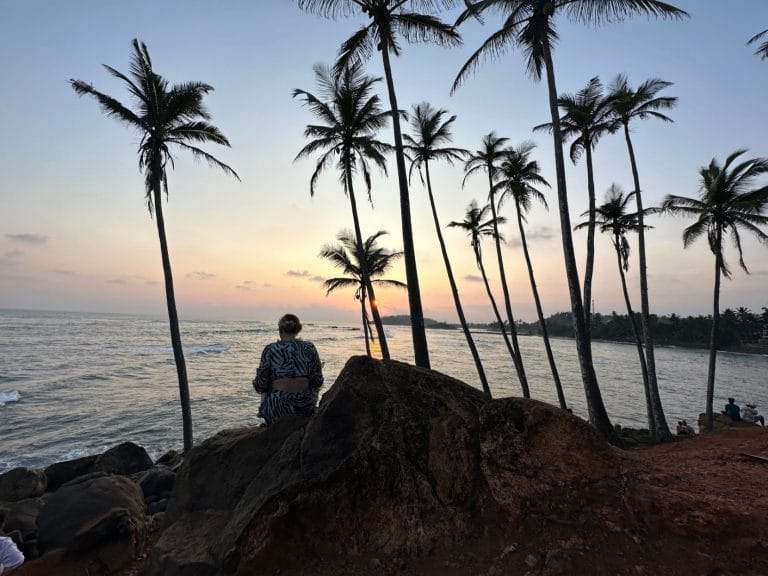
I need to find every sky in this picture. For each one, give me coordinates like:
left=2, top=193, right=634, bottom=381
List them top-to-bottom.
left=1, top=1, right=767, bottom=324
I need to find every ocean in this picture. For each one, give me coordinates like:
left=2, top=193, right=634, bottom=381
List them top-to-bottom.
left=1, top=308, right=766, bottom=473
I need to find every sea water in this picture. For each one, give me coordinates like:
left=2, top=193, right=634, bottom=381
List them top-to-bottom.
left=1, top=308, right=766, bottom=473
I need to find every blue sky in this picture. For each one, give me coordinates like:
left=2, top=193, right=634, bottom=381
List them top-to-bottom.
left=1, top=1, right=767, bottom=323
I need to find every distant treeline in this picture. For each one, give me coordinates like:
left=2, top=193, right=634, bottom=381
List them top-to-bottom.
left=382, top=307, right=768, bottom=352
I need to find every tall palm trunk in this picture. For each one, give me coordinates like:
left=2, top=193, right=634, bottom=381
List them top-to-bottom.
left=542, top=40, right=617, bottom=442
left=380, top=46, right=429, bottom=368
left=622, top=124, right=670, bottom=439
left=583, top=144, right=597, bottom=337
left=345, top=154, right=390, bottom=359
left=424, top=161, right=491, bottom=398
left=487, top=172, right=530, bottom=398
left=152, top=183, right=193, bottom=452
left=515, top=201, right=566, bottom=409
left=705, top=231, right=723, bottom=432
left=613, top=239, right=655, bottom=432
left=475, top=247, right=518, bottom=369
left=360, top=288, right=371, bottom=356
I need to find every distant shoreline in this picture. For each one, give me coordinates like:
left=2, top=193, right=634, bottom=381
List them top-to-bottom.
left=380, top=315, right=768, bottom=356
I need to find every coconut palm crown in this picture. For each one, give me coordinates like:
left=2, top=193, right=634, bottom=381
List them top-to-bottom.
left=296, top=0, right=464, bottom=369
left=452, top=0, right=687, bottom=442
left=748, top=29, right=768, bottom=59
left=70, top=39, right=239, bottom=452
left=293, top=62, right=391, bottom=202
left=294, top=62, right=393, bottom=358
left=403, top=103, right=491, bottom=398
left=464, top=132, right=530, bottom=398
left=493, top=142, right=567, bottom=409
left=662, top=150, right=768, bottom=431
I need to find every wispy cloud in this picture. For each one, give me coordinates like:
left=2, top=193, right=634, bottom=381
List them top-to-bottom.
left=508, top=226, right=555, bottom=248
left=5, top=233, right=48, bottom=245
left=0, top=250, right=22, bottom=266
left=52, top=269, right=76, bottom=276
left=286, top=270, right=311, bottom=278
left=187, top=271, right=216, bottom=280
left=464, top=274, right=483, bottom=283
left=310, top=275, right=325, bottom=283
left=106, top=278, right=128, bottom=285
left=145, top=280, right=160, bottom=286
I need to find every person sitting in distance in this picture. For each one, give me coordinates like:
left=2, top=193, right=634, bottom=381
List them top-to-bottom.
left=253, top=314, right=324, bottom=426
left=723, top=397, right=741, bottom=421
left=741, top=403, right=765, bottom=427
left=676, top=420, right=695, bottom=435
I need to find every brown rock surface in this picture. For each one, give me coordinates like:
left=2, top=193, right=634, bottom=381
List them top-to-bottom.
left=0, top=468, right=46, bottom=502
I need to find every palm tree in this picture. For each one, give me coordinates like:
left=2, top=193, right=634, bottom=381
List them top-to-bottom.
left=296, top=0, right=463, bottom=369
left=452, top=0, right=687, bottom=442
left=748, top=29, right=768, bottom=59
left=70, top=39, right=239, bottom=452
left=294, top=62, right=393, bottom=359
left=608, top=73, right=676, bottom=439
left=534, top=77, right=615, bottom=335
left=403, top=102, right=491, bottom=398
left=464, top=132, right=530, bottom=398
left=494, top=142, right=566, bottom=408
left=661, top=150, right=768, bottom=431
left=577, top=184, right=654, bottom=431
left=448, top=201, right=520, bottom=386
left=320, top=229, right=407, bottom=355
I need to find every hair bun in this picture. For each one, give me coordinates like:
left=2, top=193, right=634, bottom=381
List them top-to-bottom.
left=278, top=313, right=302, bottom=335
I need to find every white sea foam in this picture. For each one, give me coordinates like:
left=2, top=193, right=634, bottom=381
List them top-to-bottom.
left=0, top=390, right=20, bottom=407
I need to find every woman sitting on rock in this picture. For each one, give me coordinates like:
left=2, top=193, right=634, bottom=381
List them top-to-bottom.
left=253, top=314, right=324, bottom=426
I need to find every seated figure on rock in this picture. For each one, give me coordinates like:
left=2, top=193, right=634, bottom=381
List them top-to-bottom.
left=253, top=314, right=324, bottom=426
left=742, top=403, right=765, bottom=427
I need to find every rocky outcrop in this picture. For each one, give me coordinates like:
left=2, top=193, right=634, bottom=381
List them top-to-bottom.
left=149, top=355, right=618, bottom=575
left=698, top=412, right=756, bottom=431
left=93, top=441, right=153, bottom=476
left=43, top=455, right=97, bottom=492
left=0, top=468, right=46, bottom=502
left=34, top=473, right=146, bottom=572
left=0, top=497, right=43, bottom=557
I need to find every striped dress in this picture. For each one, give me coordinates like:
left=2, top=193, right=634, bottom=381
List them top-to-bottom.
left=253, top=339, right=323, bottom=426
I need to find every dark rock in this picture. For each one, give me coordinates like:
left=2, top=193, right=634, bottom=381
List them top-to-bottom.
left=150, top=356, right=500, bottom=574
left=698, top=413, right=754, bottom=432
left=165, top=418, right=306, bottom=523
left=93, top=442, right=153, bottom=476
left=155, top=449, right=184, bottom=471
left=43, top=455, right=97, bottom=492
left=139, top=466, right=175, bottom=499
left=0, top=468, right=47, bottom=502
left=36, top=473, right=146, bottom=573
left=0, top=497, right=43, bottom=542
left=147, top=498, right=168, bottom=515
left=146, top=510, right=230, bottom=576
left=6, top=529, right=23, bottom=548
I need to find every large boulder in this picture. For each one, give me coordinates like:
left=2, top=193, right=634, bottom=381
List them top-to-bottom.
left=149, top=356, right=617, bottom=575
left=698, top=412, right=755, bottom=432
left=93, top=442, right=153, bottom=476
left=43, top=455, right=97, bottom=492
left=139, top=466, right=176, bottom=500
left=0, top=468, right=46, bottom=502
left=35, top=473, right=146, bottom=572
left=0, top=497, right=43, bottom=542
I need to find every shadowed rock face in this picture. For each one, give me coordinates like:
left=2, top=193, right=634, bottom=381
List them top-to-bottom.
left=150, top=356, right=618, bottom=575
